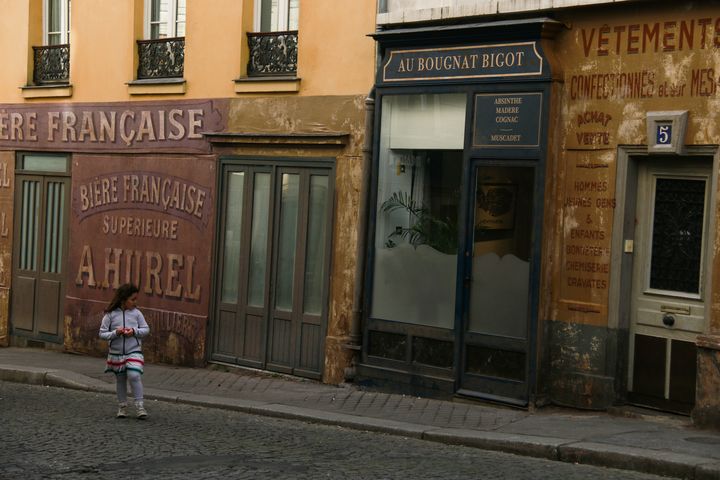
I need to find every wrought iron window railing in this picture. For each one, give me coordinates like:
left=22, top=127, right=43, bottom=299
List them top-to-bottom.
left=247, top=31, right=298, bottom=76
left=137, top=37, right=185, bottom=80
left=33, top=44, right=70, bottom=85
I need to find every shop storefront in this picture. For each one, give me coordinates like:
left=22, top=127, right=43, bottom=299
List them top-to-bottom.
left=366, top=2, right=720, bottom=427
left=547, top=3, right=720, bottom=425
left=358, top=19, right=562, bottom=406
left=0, top=94, right=367, bottom=385
left=205, top=95, right=367, bottom=383
left=0, top=100, right=228, bottom=366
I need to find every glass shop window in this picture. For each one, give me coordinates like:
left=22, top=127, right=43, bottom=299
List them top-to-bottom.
left=370, top=93, right=465, bottom=329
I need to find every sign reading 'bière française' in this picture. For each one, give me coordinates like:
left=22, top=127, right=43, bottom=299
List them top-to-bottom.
left=382, top=42, right=544, bottom=82
left=0, top=99, right=227, bottom=153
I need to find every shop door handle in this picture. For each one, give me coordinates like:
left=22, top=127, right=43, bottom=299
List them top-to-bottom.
left=662, top=314, right=675, bottom=327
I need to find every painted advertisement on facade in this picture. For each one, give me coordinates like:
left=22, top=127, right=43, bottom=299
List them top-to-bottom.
left=556, top=8, right=720, bottom=324
left=0, top=100, right=227, bottom=153
left=0, top=151, right=13, bottom=346
left=65, top=154, right=216, bottom=366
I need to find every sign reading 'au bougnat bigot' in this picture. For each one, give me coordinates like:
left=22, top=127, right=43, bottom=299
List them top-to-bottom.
left=381, top=42, right=544, bottom=82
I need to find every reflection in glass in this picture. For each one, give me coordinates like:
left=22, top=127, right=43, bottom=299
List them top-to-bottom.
left=48, top=0, right=62, bottom=44
left=150, top=0, right=169, bottom=38
left=175, top=0, right=186, bottom=36
left=288, top=0, right=299, bottom=30
left=370, top=94, right=465, bottom=329
left=22, top=155, right=67, bottom=173
left=468, top=167, right=533, bottom=339
left=220, top=172, right=244, bottom=303
left=247, top=173, right=270, bottom=307
left=276, top=174, right=299, bottom=311
left=303, top=176, right=328, bottom=315
left=20, top=181, right=40, bottom=271
left=43, top=182, right=65, bottom=274
left=466, top=345, right=525, bottom=381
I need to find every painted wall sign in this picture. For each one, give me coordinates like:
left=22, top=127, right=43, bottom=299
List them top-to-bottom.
left=579, top=18, right=720, bottom=58
left=381, top=42, right=543, bottom=82
left=472, top=92, right=542, bottom=148
left=0, top=99, right=228, bottom=153
left=0, top=152, right=13, bottom=346
left=0, top=153, right=12, bottom=288
left=65, top=154, right=215, bottom=366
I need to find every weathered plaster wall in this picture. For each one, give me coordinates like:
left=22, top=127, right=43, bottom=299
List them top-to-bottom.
left=378, top=0, right=639, bottom=25
left=544, top=2, right=720, bottom=412
left=223, top=94, right=367, bottom=384
left=0, top=151, right=13, bottom=347
left=65, top=153, right=217, bottom=367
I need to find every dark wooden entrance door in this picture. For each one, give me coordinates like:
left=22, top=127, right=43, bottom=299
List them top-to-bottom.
left=212, top=163, right=333, bottom=379
left=459, top=164, right=537, bottom=405
left=11, top=172, right=70, bottom=343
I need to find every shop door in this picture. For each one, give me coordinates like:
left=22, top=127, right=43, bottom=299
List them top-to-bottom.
left=628, top=159, right=710, bottom=414
left=212, top=164, right=333, bottom=379
left=459, top=164, right=536, bottom=405
left=11, top=174, right=70, bottom=343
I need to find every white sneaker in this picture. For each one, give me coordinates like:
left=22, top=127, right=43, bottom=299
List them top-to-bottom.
left=136, top=403, right=148, bottom=419
left=116, top=404, right=128, bottom=418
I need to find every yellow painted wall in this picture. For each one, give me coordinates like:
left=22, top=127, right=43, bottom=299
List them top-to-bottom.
left=0, top=0, right=376, bottom=104
left=70, top=0, right=139, bottom=100
left=183, top=0, right=246, bottom=98
left=298, top=0, right=377, bottom=96
left=0, top=1, right=31, bottom=102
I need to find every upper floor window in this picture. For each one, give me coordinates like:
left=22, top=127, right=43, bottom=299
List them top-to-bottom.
left=45, top=0, right=70, bottom=45
left=145, top=0, right=186, bottom=39
left=255, top=0, right=298, bottom=32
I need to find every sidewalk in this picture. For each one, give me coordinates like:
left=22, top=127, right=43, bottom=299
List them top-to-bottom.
left=1, top=347, right=719, bottom=479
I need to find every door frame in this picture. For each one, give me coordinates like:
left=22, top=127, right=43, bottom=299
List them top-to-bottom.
left=609, top=145, right=718, bottom=405
left=10, top=152, right=71, bottom=344
left=208, top=155, right=336, bottom=378
left=456, top=158, right=544, bottom=406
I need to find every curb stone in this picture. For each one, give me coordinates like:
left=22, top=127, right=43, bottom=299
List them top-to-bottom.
left=2, top=365, right=720, bottom=479
left=558, top=442, right=711, bottom=479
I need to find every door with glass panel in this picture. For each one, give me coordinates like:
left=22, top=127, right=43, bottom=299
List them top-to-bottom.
left=11, top=154, right=70, bottom=343
left=628, top=159, right=710, bottom=414
left=213, top=164, right=333, bottom=379
left=459, top=164, right=536, bottom=404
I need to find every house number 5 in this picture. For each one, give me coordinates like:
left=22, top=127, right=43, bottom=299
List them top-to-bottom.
left=657, top=125, right=672, bottom=145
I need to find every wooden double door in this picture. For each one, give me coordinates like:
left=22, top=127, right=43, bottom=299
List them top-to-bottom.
left=212, top=162, right=334, bottom=379
left=12, top=171, right=70, bottom=343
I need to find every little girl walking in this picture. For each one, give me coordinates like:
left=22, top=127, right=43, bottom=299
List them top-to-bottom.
left=99, top=283, right=150, bottom=419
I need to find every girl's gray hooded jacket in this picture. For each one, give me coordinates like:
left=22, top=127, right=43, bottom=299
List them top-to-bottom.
left=99, top=308, right=150, bottom=355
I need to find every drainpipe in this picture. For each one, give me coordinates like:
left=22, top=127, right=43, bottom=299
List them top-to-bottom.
left=344, top=88, right=375, bottom=382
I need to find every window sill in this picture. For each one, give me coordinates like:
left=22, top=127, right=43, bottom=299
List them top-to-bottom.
left=234, top=76, right=300, bottom=93
left=127, top=78, right=186, bottom=95
left=20, top=84, right=73, bottom=99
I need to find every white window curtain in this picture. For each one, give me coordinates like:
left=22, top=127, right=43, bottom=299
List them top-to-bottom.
left=45, top=0, right=70, bottom=45
left=146, top=0, right=186, bottom=39
left=255, top=0, right=299, bottom=32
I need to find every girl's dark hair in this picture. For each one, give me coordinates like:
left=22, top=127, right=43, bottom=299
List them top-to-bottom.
left=104, top=283, right=139, bottom=313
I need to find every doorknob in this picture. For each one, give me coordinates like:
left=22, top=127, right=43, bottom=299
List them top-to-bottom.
left=662, top=314, right=675, bottom=327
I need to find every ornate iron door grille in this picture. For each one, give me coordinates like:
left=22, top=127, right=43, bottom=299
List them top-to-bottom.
left=247, top=31, right=298, bottom=76
left=137, top=37, right=185, bottom=79
left=32, top=44, right=70, bottom=85
left=649, top=178, right=705, bottom=293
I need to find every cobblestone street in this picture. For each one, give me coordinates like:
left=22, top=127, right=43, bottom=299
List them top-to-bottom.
left=0, top=382, right=673, bottom=480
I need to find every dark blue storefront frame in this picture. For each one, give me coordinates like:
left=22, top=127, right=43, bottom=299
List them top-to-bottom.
left=358, top=18, right=560, bottom=405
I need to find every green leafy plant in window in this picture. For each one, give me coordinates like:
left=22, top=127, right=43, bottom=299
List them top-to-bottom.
left=380, top=191, right=457, bottom=254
